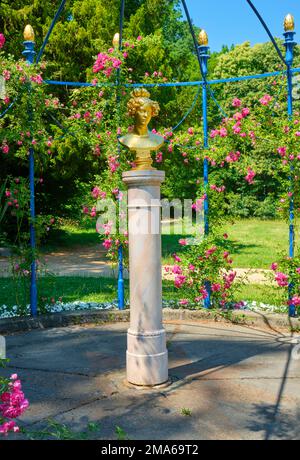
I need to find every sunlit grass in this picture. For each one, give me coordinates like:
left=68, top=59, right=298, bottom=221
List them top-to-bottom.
left=42, top=218, right=299, bottom=269
left=0, top=276, right=286, bottom=311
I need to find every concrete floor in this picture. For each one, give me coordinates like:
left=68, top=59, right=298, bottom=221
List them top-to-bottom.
left=3, top=320, right=300, bottom=440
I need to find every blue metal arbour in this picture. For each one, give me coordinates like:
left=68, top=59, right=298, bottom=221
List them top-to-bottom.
left=116, top=0, right=126, bottom=310
left=4, top=1, right=296, bottom=316
left=284, top=25, right=297, bottom=317
left=22, top=37, right=37, bottom=316
left=198, top=39, right=211, bottom=308
left=42, top=67, right=300, bottom=89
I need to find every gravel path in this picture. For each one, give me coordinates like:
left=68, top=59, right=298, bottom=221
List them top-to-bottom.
left=0, top=245, right=273, bottom=283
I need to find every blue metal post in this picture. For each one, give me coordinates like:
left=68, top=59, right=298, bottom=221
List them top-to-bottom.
left=116, top=1, right=125, bottom=310
left=283, top=20, right=297, bottom=317
left=22, top=33, right=37, bottom=317
left=199, top=38, right=211, bottom=308
left=116, top=76, right=125, bottom=311
left=118, top=244, right=125, bottom=310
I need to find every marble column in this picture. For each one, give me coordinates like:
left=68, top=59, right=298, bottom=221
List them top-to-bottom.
left=122, top=169, right=168, bottom=386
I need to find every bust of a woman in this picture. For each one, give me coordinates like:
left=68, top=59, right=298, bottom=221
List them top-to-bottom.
left=119, top=88, right=164, bottom=169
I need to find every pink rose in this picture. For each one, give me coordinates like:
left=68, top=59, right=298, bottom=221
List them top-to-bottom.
left=0, top=33, right=6, bottom=49
left=259, top=94, right=272, bottom=106
left=232, top=98, right=241, bottom=107
left=241, top=107, right=250, bottom=117
left=2, top=144, right=9, bottom=154
left=245, top=168, right=256, bottom=184
left=179, top=239, right=187, bottom=246
left=275, top=272, right=288, bottom=287
left=179, top=299, right=189, bottom=306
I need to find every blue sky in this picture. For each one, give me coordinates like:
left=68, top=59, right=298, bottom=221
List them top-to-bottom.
left=180, top=0, right=300, bottom=52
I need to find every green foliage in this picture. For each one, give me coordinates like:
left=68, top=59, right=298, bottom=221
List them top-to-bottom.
left=1, top=1, right=298, bottom=224
left=210, top=40, right=300, bottom=116
left=226, top=194, right=278, bottom=219
left=167, top=233, right=239, bottom=308
left=272, top=252, right=300, bottom=312
left=0, top=358, right=10, bottom=396
left=181, top=407, right=192, bottom=416
left=26, top=418, right=101, bottom=440
left=115, top=425, right=130, bottom=440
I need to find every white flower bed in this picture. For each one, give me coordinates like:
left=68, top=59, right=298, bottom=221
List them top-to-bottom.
left=0, top=298, right=288, bottom=320
left=0, top=301, right=118, bottom=319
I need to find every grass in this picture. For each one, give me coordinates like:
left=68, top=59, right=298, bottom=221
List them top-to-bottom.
left=0, top=218, right=293, bottom=314
left=43, top=218, right=298, bottom=269
left=161, top=219, right=299, bottom=268
left=222, top=219, right=299, bottom=269
left=43, top=220, right=99, bottom=251
left=0, top=276, right=286, bottom=311
left=0, top=276, right=124, bottom=307
left=235, top=283, right=285, bottom=306
left=181, top=408, right=192, bottom=416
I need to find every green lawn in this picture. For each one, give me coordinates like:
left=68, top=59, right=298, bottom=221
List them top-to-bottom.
left=2, top=218, right=291, bottom=314
left=44, top=218, right=298, bottom=269
left=162, top=219, right=298, bottom=268
left=222, top=219, right=299, bottom=269
left=43, top=220, right=99, bottom=251
left=0, top=276, right=286, bottom=314
left=0, top=276, right=123, bottom=309
left=236, top=283, right=285, bottom=306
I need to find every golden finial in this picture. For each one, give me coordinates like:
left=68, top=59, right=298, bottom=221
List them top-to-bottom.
left=284, top=14, right=295, bottom=32
left=24, top=24, right=35, bottom=41
left=198, top=29, right=208, bottom=46
left=112, top=32, right=120, bottom=48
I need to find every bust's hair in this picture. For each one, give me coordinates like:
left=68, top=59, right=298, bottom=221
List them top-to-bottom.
left=127, top=88, right=160, bottom=117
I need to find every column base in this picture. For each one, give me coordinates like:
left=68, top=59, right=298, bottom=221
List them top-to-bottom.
left=126, top=328, right=168, bottom=386
left=126, top=350, right=168, bottom=386
left=124, top=378, right=172, bottom=391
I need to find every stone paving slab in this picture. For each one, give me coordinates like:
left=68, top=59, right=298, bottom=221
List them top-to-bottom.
left=2, top=321, right=300, bottom=440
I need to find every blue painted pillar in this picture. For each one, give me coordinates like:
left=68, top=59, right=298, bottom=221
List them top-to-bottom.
left=283, top=17, right=297, bottom=317
left=22, top=27, right=37, bottom=317
left=113, top=28, right=125, bottom=310
left=199, top=34, right=211, bottom=308
left=118, top=244, right=125, bottom=310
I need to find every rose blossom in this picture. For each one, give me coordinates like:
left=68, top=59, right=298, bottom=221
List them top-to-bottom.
left=0, top=33, right=5, bottom=48
left=232, top=98, right=241, bottom=107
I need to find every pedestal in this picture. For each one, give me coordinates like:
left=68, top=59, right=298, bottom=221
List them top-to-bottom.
left=122, top=170, right=168, bottom=386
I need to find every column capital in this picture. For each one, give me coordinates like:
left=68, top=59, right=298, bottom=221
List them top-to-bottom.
left=122, top=169, right=165, bottom=187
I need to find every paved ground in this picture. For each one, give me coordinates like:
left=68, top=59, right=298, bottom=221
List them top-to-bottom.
left=0, top=246, right=271, bottom=283
left=3, top=320, right=300, bottom=440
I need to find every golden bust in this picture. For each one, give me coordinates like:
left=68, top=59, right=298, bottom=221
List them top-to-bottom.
left=119, top=88, right=164, bottom=170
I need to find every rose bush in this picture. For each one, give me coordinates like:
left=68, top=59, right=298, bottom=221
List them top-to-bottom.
left=164, top=234, right=240, bottom=309
left=271, top=254, right=300, bottom=314
left=0, top=360, right=29, bottom=436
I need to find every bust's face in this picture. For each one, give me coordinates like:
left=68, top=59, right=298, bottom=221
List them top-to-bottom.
left=135, top=101, right=152, bottom=129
